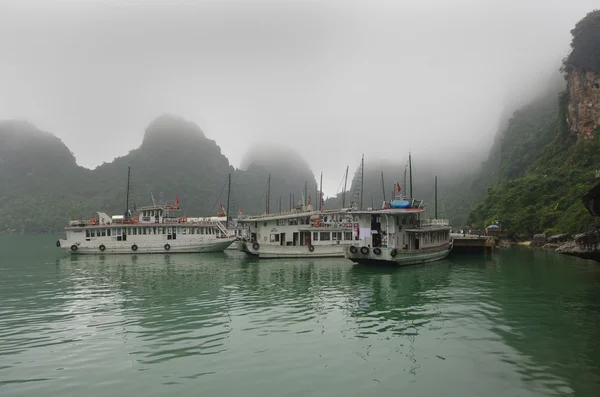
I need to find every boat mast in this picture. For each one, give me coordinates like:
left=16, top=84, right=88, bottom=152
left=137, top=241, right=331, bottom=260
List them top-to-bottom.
left=409, top=152, right=413, bottom=200
left=360, top=154, right=364, bottom=210
left=125, top=163, right=131, bottom=219
left=403, top=164, right=407, bottom=199
left=342, top=165, right=349, bottom=208
left=319, top=171, right=323, bottom=212
left=380, top=171, right=386, bottom=205
left=226, top=173, right=231, bottom=229
left=266, top=174, right=271, bottom=214
left=434, top=174, right=438, bottom=219
left=304, top=181, right=308, bottom=206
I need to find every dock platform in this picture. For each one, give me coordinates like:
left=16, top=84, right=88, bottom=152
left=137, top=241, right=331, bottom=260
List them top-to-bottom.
left=450, top=233, right=495, bottom=253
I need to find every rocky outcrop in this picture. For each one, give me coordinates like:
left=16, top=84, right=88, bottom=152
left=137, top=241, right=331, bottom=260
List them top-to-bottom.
left=566, top=69, right=600, bottom=140
left=582, top=181, right=600, bottom=216
left=556, top=230, right=600, bottom=262
left=530, top=234, right=547, bottom=248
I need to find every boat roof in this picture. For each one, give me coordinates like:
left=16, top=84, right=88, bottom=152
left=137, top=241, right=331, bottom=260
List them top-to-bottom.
left=138, top=204, right=181, bottom=211
left=238, top=208, right=351, bottom=223
left=349, top=208, right=425, bottom=215
left=405, top=226, right=451, bottom=232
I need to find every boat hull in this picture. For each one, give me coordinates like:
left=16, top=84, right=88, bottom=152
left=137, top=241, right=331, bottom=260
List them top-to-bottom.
left=58, top=238, right=235, bottom=255
left=240, top=241, right=347, bottom=259
left=344, top=242, right=453, bottom=265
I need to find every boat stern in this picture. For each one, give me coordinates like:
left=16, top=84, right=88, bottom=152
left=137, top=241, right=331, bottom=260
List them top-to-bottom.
left=240, top=241, right=260, bottom=257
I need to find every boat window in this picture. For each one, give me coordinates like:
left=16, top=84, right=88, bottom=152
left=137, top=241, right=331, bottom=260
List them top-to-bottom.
left=288, top=218, right=298, bottom=225
left=277, top=219, right=286, bottom=226
left=133, top=228, right=137, bottom=235
left=142, top=228, right=146, bottom=235
left=182, top=228, right=187, bottom=235
left=86, top=229, right=90, bottom=238
left=313, top=232, right=318, bottom=241
left=320, top=232, right=330, bottom=241
left=344, top=232, right=352, bottom=241
left=332, top=233, right=337, bottom=241
left=270, top=234, right=279, bottom=242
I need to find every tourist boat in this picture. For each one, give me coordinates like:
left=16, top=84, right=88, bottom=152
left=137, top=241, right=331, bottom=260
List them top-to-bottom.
left=344, top=155, right=452, bottom=265
left=55, top=166, right=236, bottom=254
left=56, top=201, right=236, bottom=255
left=238, top=202, right=357, bottom=258
left=343, top=204, right=453, bottom=265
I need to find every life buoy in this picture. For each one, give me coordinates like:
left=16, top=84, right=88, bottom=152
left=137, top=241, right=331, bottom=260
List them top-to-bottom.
left=132, top=216, right=139, bottom=224
left=180, top=216, right=187, bottom=223
left=90, top=218, right=97, bottom=225
left=313, top=220, right=321, bottom=227
left=56, top=240, right=61, bottom=248
left=252, top=242, right=260, bottom=250
left=164, top=243, right=171, bottom=251
left=99, top=244, right=106, bottom=251
left=131, top=244, right=138, bottom=251
left=70, top=245, right=78, bottom=252
left=308, top=245, right=315, bottom=252
left=349, top=246, right=358, bottom=254
left=360, top=246, right=369, bottom=255
left=373, top=248, right=382, bottom=256
left=390, top=249, right=398, bottom=257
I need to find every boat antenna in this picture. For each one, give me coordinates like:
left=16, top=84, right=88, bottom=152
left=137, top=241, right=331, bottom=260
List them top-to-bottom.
left=409, top=152, right=413, bottom=199
left=360, top=154, right=364, bottom=210
left=125, top=163, right=131, bottom=219
left=342, top=165, right=349, bottom=208
left=319, top=171, right=323, bottom=211
left=380, top=171, right=386, bottom=205
left=226, top=173, right=231, bottom=228
left=434, top=174, right=438, bottom=219
left=151, top=192, right=156, bottom=207
left=279, top=196, right=282, bottom=213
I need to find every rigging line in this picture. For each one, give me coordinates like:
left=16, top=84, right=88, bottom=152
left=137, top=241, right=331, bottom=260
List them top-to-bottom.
left=335, top=170, right=346, bottom=195
left=209, top=175, right=229, bottom=212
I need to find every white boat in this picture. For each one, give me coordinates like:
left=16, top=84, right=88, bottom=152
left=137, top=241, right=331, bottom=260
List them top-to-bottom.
left=344, top=154, right=452, bottom=265
left=56, top=165, right=235, bottom=254
left=56, top=201, right=236, bottom=255
left=237, top=204, right=357, bottom=258
left=344, top=205, right=452, bottom=265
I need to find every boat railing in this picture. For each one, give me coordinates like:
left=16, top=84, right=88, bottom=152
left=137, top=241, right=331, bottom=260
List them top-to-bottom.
left=421, top=219, right=450, bottom=227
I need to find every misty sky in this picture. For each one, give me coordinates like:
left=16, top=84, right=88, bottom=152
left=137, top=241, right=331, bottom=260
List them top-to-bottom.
left=1, top=0, right=597, bottom=196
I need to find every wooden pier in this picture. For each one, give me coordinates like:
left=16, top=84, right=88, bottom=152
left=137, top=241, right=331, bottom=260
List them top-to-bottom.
left=450, top=233, right=495, bottom=254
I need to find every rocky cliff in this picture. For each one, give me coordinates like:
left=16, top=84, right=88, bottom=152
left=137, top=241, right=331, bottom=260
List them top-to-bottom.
left=566, top=69, right=600, bottom=139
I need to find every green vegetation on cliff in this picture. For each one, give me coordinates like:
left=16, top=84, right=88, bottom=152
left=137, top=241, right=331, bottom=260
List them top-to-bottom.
left=467, top=10, right=600, bottom=237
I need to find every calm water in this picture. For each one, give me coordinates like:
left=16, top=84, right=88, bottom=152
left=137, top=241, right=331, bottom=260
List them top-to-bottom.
left=1, top=235, right=600, bottom=396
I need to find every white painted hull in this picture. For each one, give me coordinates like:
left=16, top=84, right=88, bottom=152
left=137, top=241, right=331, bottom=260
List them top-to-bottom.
left=58, top=237, right=235, bottom=255
left=226, top=240, right=243, bottom=251
left=240, top=241, right=348, bottom=259
left=345, top=242, right=453, bottom=265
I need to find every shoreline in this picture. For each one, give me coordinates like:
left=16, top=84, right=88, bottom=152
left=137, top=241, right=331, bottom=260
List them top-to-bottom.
left=517, top=241, right=532, bottom=246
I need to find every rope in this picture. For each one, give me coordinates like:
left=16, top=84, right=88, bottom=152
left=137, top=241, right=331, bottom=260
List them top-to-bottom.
left=210, top=175, right=229, bottom=212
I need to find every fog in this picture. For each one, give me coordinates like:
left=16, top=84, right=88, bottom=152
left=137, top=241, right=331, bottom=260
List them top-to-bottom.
left=1, top=0, right=596, bottom=196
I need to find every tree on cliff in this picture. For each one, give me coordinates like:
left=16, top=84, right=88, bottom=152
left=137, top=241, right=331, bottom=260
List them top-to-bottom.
left=562, top=9, right=600, bottom=75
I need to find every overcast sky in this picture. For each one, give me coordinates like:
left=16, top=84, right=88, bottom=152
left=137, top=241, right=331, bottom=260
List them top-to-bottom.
left=1, top=0, right=597, bottom=196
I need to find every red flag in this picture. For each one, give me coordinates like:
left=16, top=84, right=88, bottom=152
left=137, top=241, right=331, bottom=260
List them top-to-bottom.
left=397, top=184, right=402, bottom=192
left=175, top=197, right=179, bottom=204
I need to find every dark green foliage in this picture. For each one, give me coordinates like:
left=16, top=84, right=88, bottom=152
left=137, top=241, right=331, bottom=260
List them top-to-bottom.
left=562, top=9, right=600, bottom=74
left=0, top=116, right=316, bottom=233
left=468, top=132, right=600, bottom=237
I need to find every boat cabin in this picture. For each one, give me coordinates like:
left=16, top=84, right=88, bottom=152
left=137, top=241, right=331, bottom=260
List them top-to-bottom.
left=239, top=209, right=356, bottom=248
left=352, top=209, right=450, bottom=251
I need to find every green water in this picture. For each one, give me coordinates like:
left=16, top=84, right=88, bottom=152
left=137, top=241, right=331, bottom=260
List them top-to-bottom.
left=1, top=235, right=600, bottom=396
